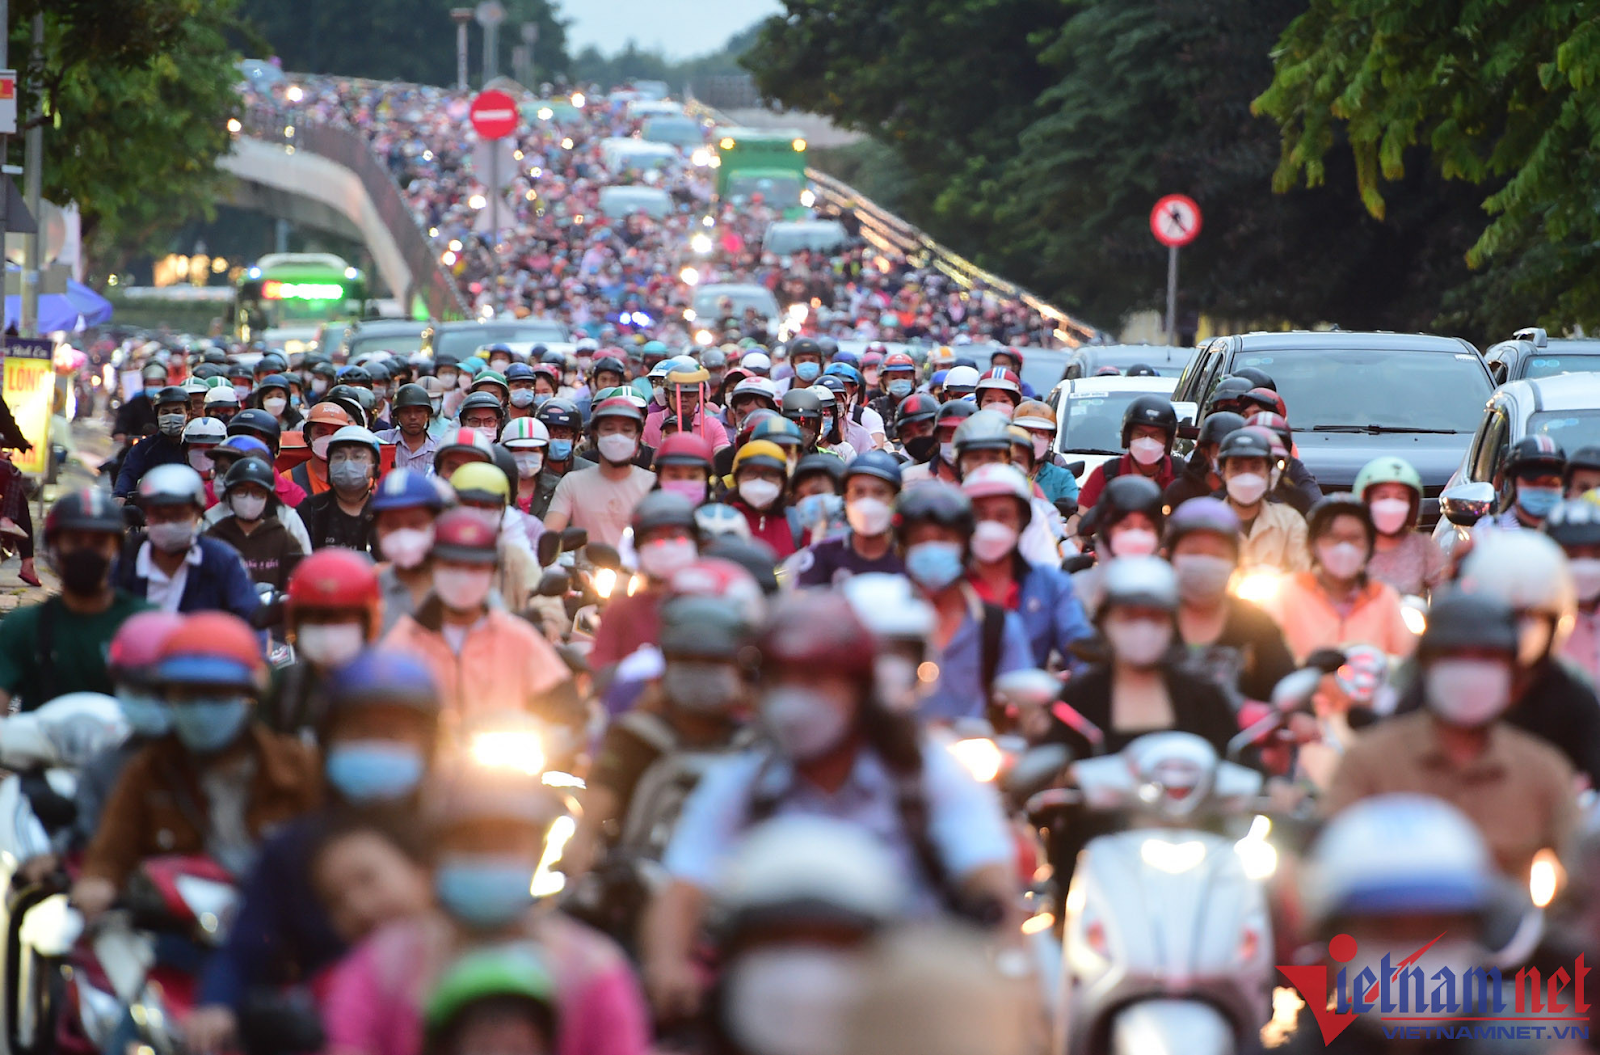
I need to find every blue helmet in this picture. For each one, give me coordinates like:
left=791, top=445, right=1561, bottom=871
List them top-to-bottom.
left=829, top=349, right=861, bottom=368
left=504, top=363, right=537, bottom=383
left=824, top=363, right=863, bottom=387
left=845, top=450, right=903, bottom=490
left=371, top=468, right=447, bottom=513
left=323, top=648, right=440, bottom=718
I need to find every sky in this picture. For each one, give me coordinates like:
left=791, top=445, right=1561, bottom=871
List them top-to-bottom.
left=562, top=0, right=782, bottom=60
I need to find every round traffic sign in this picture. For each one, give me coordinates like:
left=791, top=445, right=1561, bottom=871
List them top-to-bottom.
left=469, top=89, right=518, bottom=140
left=1150, top=194, right=1202, bottom=248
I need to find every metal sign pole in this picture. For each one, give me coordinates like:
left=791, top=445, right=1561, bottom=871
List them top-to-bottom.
left=489, top=144, right=500, bottom=265
left=1165, top=244, right=1178, bottom=346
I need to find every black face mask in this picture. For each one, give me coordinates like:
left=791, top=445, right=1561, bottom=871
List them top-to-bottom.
left=904, top=434, right=938, bottom=464
left=56, top=547, right=111, bottom=595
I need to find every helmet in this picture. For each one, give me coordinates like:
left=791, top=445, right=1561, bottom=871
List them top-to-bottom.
left=788, top=337, right=823, bottom=360
left=741, top=351, right=772, bottom=374
left=882, top=351, right=916, bottom=373
left=590, top=356, right=626, bottom=381
left=457, top=357, right=484, bottom=378
left=504, top=363, right=536, bottom=384
left=824, top=363, right=863, bottom=388
left=1125, top=363, right=1158, bottom=377
left=666, top=364, right=711, bottom=389
left=337, top=365, right=372, bottom=388
left=943, top=365, right=980, bottom=393
left=1093, top=365, right=1122, bottom=377
left=974, top=367, right=1021, bottom=396
left=1232, top=367, right=1275, bottom=390
left=470, top=370, right=509, bottom=397
left=256, top=374, right=291, bottom=396
left=730, top=376, right=780, bottom=406
left=1205, top=376, right=1254, bottom=412
left=392, top=383, right=432, bottom=410
left=154, top=386, right=188, bottom=408
left=203, top=386, right=238, bottom=408
left=1241, top=387, right=1287, bottom=418
left=780, top=388, right=823, bottom=420
left=458, top=391, right=507, bottom=420
left=896, top=393, right=941, bottom=429
left=590, top=395, right=645, bottom=428
left=1120, top=396, right=1177, bottom=447
left=535, top=398, right=583, bottom=433
left=934, top=400, right=978, bottom=431
left=1012, top=400, right=1055, bottom=431
left=305, top=402, right=354, bottom=431
left=228, top=409, right=282, bottom=449
left=952, top=409, right=1014, bottom=454
left=1196, top=411, right=1247, bottom=448
left=1243, top=411, right=1292, bottom=446
left=749, top=415, right=803, bottom=449
left=182, top=417, right=227, bottom=445
left=500, top=418, right=549, bottom=449
left=327, top=425, right=382, bottom=461
left=434, top=427, right=495, bottom=469
left=1216, top=427, right=1276, bottom=464
left=655, top=432, right=714, bottom=469
left=1505, top=434, right=1566, bottom=477
left=211, top=435, right=271, bottom=465
left=732, top=439, right=788, bottom=476
left=845, top=450, right=903, bottom=489
left=793, top=453, right=845, bottom=487
left=221, top=456, right=276, bottom=496
left=1353, top=456, right=1423, bottom=501
left=450, top=462, right=511, bottom=504
left=961, top=462, right=1032, bottom=511
left=138, top=464, right=206, bottom=509
left=372, top=468, right=446, bottom=513
left=1097, top=474, right=1164, bottom=528
left=892, top=482, right=974, bottom=540
left=632, top=490, right=697, bottom=534
left=1547, top=493, right=1600, bottom=548
left=1306, top=494, right=1374, bottom=548
left=1164, top=497, right=1241, bottom=550
left=694, top=503, right=752, bottom=543
left=431, top=508, right=499, bottom=564
left=1458, top=529, right=1577, bottom=656
left=287, top=549, right=381, bottom=632
left=1101, top=555, right=1179, bottom=612
left=842, top=572, right=935, bottom=642
left=1420, top=588, right=1519, bottom=656
left=756, top=589, right=875, bottom=680
left=660, top=594, right=750, bottom=661
left=109, top=611, right=187, bottom=686
left=153, top=612, right=266, bottom=693
left=323, top=649, right=440, bottom=719
left=1301, top=795, right=1495, bottom=932
left=717, top=816, right=909, bottom=932
left=423, top=946, right=555, bottom=1042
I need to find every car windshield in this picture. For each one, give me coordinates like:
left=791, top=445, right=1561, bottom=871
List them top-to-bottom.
left=643, top=118, right=703, bottom=146
left=727, top=173, right=802, bottom=204
left=763, top=225, right=847, bottom=255
left=695, top=288, right=778, bottom=319
left=435, top=323, right=568, bottom=359
left=348, top=331, right=425, bottom=358
left=1233, top=347, right=1488, bottom=431
left=995, top=349, right=1070, bottom=394
left=1523, top=355, right=1600, bottom=380
left=1061, top=392, right=1151, bottom=453
left=1527, top=410, right=1600, bottom=451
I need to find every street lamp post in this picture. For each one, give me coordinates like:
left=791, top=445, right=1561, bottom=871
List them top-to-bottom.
left=476, top=1, right=505, bottom=86
left=450, top=9, right=473, bottom=92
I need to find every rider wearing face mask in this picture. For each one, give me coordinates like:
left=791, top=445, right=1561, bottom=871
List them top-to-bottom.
left=779, top=337, right=826, bottom=394
left=870, top=351, right=920, bottom=433
left=253, top=373, right=302, bottom=430
left=377, top=384, right=440, bottom=473
left=113, top=386, right=193, bottom=499
left=1075, top=396, right=1185, bottom=514
left=544, top=397, right=656, bottom=550
left=1012, top=400, right=1079, bottom=506
left=291, top=401, right=356, bottom=498
left=901, top=401, right=977, bottom=485
left=1163, top=411, right=1245, bottom=510
left=300, top=426, right=380, bottom=554
left=1214, top=427, right=1310, bottom=573
left=1492, top=435, right=1566, bottom=530
left=726, top=440, right=799, bottom=559
left=792, top=451, right=906, bottom=586
left=1356, top=456, right=1448, bottom=597
left=204, top=457, right=303, bottom=591
left=449, top=461, right=538, bottom=611
left=962, top=463, right=1092, bottom=668
left=115, top=464, right=260, bottom=621
left=371, top=469, right=447, bottom=634
left=1070, top=475, right=1166, bottom=618
left=593, top=494, right=703, bottom=677
left=1261, top=495, right=1415, bottom=663
left=1548, top=496, right=1600, bottom=685
left=384, top=510, right=582, bottom=732
left=264, top=547, right=383, bottom=734
left=644, top=590, right=1018, bottom=1020
left=1327, top=590, right=1579, bottom=880
left=71, top=611, right=321, bottom=918
left=188, top=648, right=441, bottom=1054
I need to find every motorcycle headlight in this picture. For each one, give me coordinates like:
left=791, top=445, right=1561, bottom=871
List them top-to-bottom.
left=593, top=567, right=618, bottom=599
left=1231, top=568, right=1283, bottom=605
left=469, top=728, right=547, bottom=776
left=947, top=737, right=1004, bottom=783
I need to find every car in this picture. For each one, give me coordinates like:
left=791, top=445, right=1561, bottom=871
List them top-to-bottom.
left=641, top=116, right=705, bottom=148
left=598, top=138, right=679, bottom=173
left=597, top=185, right=673, bottom=220
left=761, top=220, right=850, bottom=256
left=691, top=284, right=782, bottom=343
left=334, top=319, right=430, bottom=362
left=424, top=319, right=573, bottom=361
left=1482, top=327, right=1600, bottom=385
left=1172, top=331, right=1491, bottom=523
left=1058, top=343, right=1195, bottom=380
left=1432, top=372, right=1600, bottom=547
left=1050, top=375, right=1188, bottom=484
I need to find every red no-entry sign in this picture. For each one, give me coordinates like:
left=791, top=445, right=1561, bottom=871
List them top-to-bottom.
left=469, top=89, right=518, bottom=140
left=1150, top=194, right=1202, bottom=248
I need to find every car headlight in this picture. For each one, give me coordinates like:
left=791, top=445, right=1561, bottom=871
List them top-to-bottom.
left=468, top=729, right=546, bottom=776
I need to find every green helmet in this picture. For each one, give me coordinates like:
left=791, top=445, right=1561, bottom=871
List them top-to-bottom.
left=1353, top=456, right=1423, bottom=501
left=424, top=944, right=556, bottom=1039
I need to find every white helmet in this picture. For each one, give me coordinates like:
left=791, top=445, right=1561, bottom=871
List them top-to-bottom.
left=741, top=352, right=772, bottom=375
left=943, top=365, right=981, bottom=392
left=731, top=376, right=778, bottom=402
left=204, top=385, right=239, bottom=407
left=181, top=417, right=228, bottom=445
left=694, top=502, right=751, bottom=542
left=1459, top=529, right=1577, bottom=661
left=842, top=572, right=934, bottom=642
left=1301, top=794, right=1495, bottom=932
left=717, top=815, right=909, bottom=928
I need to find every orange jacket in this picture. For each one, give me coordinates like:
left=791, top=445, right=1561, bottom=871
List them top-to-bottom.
left=1263, top=572, right=1417, bottom=663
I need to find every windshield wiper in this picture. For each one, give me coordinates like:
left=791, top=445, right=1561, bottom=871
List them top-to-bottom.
left=1310, top=425, right=1461, bottom=435
left=1066, top=447, right=1125, bottom=456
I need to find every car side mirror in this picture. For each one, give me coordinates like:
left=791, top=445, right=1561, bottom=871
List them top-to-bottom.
left=1172, top=400, right=1199, bottom=435
left=1441, top=480, right=1496, bottom=527
left=536, top=531, right=563, bottom=567
left=587, top=542, right=622, bottom=571
left=537, top=569, right=571, bottom=597
left=1003, top=743, right=1073, bottom=799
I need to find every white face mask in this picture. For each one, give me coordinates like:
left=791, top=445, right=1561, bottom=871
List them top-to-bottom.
left=311, top=379, right=330, bottom=395
left=509, top=389, right=537, bottom=408
left=263, top=396, right=288, bottom=418
left=981, top=400, right=1014, bottom=419
left=596, top=432, right=638, bottom=464
left=1031, top=434, right=1050, bottom=461
left=311, top=435, right=332, bottom=461
left=1128, top=436, right=1166, bottom=466
left=939, top=441, right=957, bottom=465
left=188, top=449, right=213, bottom=475
left=513, top=451, right=545, bottom=478
left=1225, top=472, right=1268, bottom=506
left=739, top=477, right=783, bottom=510
left=229, top=492, right=268, bottom=522
left=845, top=496, right=892, bottom=537
left=1368, top=497, right=1412, bottom=536
left=147, top=519, right=197, bottom=554
left=971, top=520, right=1019, bottom=563
left=379, top=525, right=434, bottom=569
left=1109, top=527, right=1159, bottom=558
left=638, top=537, right=697, bottom=580
left=1317, top=540, right=1367, bottom=581
left=1172, top=553, right=1234, bottom=604
left=1572, top=557, right=1600, bottom=604
left=434, top=566, right=494, bottom=610
left=1104, top=615, right=1171, bottom=668
left=295, top=623, right=365, bottom=667
left=1424, top=657, right=1512, bottom=726
left=761, top=685, right=852, bottom=760
left=723, top=946, right=862, bottom=1055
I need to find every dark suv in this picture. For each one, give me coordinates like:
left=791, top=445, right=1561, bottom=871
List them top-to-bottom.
left=1482, top=327, right=1600, bottom=385
left=1172, top=331, right=1492, bottom=523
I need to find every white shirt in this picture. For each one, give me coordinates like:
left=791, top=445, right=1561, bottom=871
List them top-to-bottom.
left=136, top=540, right=203, bottom=612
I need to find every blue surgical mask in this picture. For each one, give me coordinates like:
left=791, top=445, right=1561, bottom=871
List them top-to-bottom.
left=794, top=362, right=821, bottom=382
left=887, top=379, right=914, bottom=399
left=547, top=439, right=573, bottom=461
left=1517, top=486, right=1561, bottom=519
left=904, top=540, right=966, bottom=590
left=118, top=689, right=171, bottom=738
left=169, top=697, right=251, bottom=754
left=326, top=741, right=426, bottom=802
left=434, top=854, right=536, bottom=929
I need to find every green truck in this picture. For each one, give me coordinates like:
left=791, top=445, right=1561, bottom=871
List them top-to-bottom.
left=713, top=127, right=810, bottom=218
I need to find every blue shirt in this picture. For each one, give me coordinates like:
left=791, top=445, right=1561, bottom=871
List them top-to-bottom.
left=1034, top=461, right=1080, bottom=504
left=1015, top=560, right=1094, bottom=668
left=920, top=589, right=1033, bottom=722
left=665, top=743, right=1012, bottom=912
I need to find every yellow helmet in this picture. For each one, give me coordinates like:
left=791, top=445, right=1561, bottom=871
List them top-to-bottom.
left=732, top=439, right=788, bottom=476
left=449, top=462, right=510, bottom=504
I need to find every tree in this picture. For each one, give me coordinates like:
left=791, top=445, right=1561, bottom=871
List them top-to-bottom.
left=1254, top=0, right=1599, bottom=330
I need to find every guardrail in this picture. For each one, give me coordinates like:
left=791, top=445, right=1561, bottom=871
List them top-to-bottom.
left=238, top=109, right=470, bottom=321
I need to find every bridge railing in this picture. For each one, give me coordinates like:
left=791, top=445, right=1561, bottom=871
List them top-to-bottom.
left=238, top=109, right=470, bottom=321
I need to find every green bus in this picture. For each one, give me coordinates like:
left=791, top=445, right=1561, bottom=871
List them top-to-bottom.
left=713, top=127, right=809, bottom=216
left=229, top=253, right=372, bottom=349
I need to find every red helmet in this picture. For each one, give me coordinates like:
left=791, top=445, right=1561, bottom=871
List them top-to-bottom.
left=882, top=351, right=916, bottom=372
left=975, top=367, right=1021, bottom=395
left=1242, top=387, right=1287, bottom=419
left=1244, top=411, right=1292, bottom=449
left=655, top=431, right=715, bottom=469
left=432, top=508, right=499, bottom=565
left=286, top=547, right=381, bottom=636
left=670, top=557, right=766, bottom=625
left=756, top=589, right=874, bottom=681
left=109, top=611, right=187, bottom=684
left=155, top=611, right=267, bottom=691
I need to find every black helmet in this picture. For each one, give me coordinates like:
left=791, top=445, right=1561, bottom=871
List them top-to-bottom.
left=788, top=337, right=823, bottom=360
left=202, top=348, right=227, bottom=365
left=257, top=352, right=288, bottom=374
left=590, top=356, right=626, bottom=381
left=311, top=360, right=338, bottom=380
left=226, top=363, right=252, bottom=382
left=504, top=363, right=536, bottom=384
left=1125, top=363, right=1159, bottom=377
left=338, top=365, right=373, bottom=388
left=1232, top=366, right=1275, bottom=391
left=256, top=373, right=290, bottom=395
left=1206, top=376, right=1255, bottom=413
left=392, top=383, right=432, bottom=410
left=155, top=385, right=189, bottom=408
left=781, top=388, right=823, bottom=419
left=458, top=391, right=507, bottom=421
left=895, top=393, right=940, bottom=429
left=1120, top=395, right=1177, bottom=447
left=535, top=398, right=582, bottom=433
left=934, top=400, right=979, bottom=430
left=228, top=409, right=282, bottom=451
left=1197, top=411, right=1248, bottom=448
left=1217, top=427, right=1275, bottom=464
left=1505, top=434, right=1565, bottom=477
left=1565, top=446, right=1600, bottom=485
left=793, top=453, right=845, bottom=487
left=221, top=456, right=277, bottom=496
left=1097, top=475, right=1164, bottom=536
left=892, top=481, right=974, bottom=541
left=44, top=488, right=123, bottom=545
left=632, top=490, right=698, bottom=535
left=1306, top=493, right=1375, bottom=548
left=1545, top=496, right=1600, bottom=548
left=703, top=537, right=782, bottom=595
left=1420, top=588, right=1518, bottom=656
left=660, top=595, right=749, bottom=662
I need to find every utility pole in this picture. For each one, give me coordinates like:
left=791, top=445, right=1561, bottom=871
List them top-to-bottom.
left=476, top=1, right=505, bottom=86
left=450, top=9, right=473, bottom=91
left=21, top=13, right=40, bottom=337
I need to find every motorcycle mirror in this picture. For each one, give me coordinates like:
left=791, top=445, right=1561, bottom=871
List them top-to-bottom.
left=1064, top=460, right=1086, bottom=477
left=1440, top=480, right=1496, bottom=527
left=1053, top=498, right=1078, bottom=520
left=121, top=503, right=146, bottom=529
left=561, top=526, right=590, bottom=551
left=536, top=530, right=563, bottom=567
left=587, top=542, right=622, bottom=571
left=537, top=568, right=571, bottom=597
left=250, top=600, right=285, bottom=631
left=1271, top=666, right=1326, bottom=713
left=993, top=668, right=1061, bottom=711
left=1003, top=743, right=1073, bottom=799
left=1481, top=876, right=1545, bottom=970
left=237, top=990, right=326, bottom=1055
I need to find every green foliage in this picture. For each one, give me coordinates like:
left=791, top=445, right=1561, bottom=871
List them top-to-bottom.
left=1256, top=0, right=1600, bottom=330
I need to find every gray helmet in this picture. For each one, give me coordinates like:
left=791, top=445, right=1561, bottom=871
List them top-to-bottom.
left=780, top=387, right=823, bottom=419
left=953, top=409, right=1014, bottom=454
left=137, top=463, right=207, bottom=509
left=1100, top=555, right=1179, bottom=613
left=1420, top=588, right=1518, bottom=656
left=660, top=594, right=750, bottom=661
